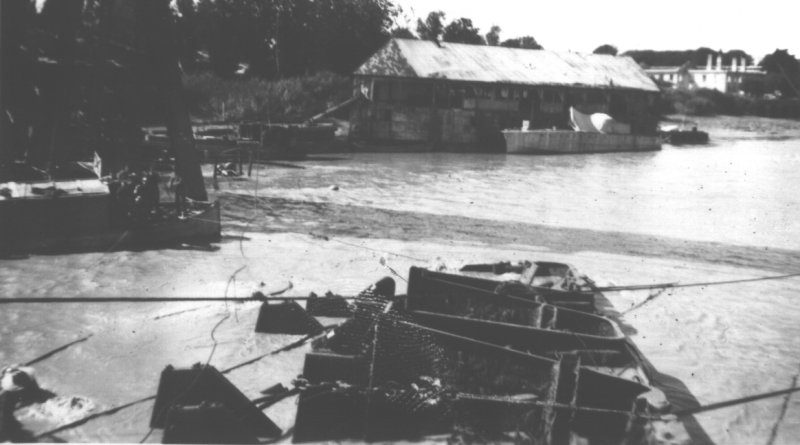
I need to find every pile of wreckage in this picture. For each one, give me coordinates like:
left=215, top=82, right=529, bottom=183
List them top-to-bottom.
left=138, top=261, right=687, bottom=444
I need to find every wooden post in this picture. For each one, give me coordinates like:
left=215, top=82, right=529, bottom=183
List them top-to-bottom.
left=0, top=0, right=5, bottom=164
left=41, top=0, right=84, bottom=172
left=135, top=0, right=208, bottom=202
left=429, top=80, right=439, bottom=151
left=247, top=148, right=254, bottom=177
left=212, top=155, right=218, bottom=191
left=541, top=354, right=580, bottom=444
left=623, top=398, right=649, bottom=445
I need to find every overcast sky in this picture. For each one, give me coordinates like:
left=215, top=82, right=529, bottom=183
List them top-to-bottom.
left=392, top=0, right=798, bottom=61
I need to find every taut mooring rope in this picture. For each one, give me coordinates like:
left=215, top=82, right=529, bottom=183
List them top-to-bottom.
left=595, top=272, right=800, bottom=293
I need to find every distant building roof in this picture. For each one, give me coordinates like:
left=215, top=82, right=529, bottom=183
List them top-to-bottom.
left=355, top=38, right=659, bottom=92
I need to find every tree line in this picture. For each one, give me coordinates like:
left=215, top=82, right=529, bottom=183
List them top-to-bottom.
left=0, top=0, right=215, bottom=172
left=3, top=0, right=797, bottom=166
left=176, top=0, right=397, bottom=78
left=177, top=5, right=551, bottom=79
left=390, top=10, right=543, bottom=50
left=622, top=47, right=800, bottom=98
left=622, top=48, right=754, bottom=68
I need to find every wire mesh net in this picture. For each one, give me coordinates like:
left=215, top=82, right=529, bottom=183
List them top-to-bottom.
left=306, top=286, right=558, bottom=443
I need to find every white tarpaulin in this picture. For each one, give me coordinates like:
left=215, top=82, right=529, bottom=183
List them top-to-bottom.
left=569, top=107, right=631, bottom=134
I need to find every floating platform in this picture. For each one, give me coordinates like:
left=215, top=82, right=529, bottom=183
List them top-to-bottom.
left=504, top=129, right=662, bottom=154
left=661, top=129, right=710, bottom=145
left=0, top=178, right=220, bottom=254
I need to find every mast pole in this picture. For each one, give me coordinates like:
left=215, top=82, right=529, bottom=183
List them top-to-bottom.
left=135, top=0, right=207, bottom=201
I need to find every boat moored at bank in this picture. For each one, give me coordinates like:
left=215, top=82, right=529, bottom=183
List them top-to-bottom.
left=504, top=107, right=662, bottom=154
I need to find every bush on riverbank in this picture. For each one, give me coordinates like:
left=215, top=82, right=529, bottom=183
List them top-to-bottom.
left=184, top=71, right=352, bottom=123
left=660, top=88, right=800, bottom=118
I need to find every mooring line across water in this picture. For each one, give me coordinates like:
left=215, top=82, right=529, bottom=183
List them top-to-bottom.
left=308, top=231, right=429, bottom=262
left=598, top=271, right=800, bottom=293
left=619, top=272, right=800, bottom=315
left=0, top=281, right=299, bottom=304
left=621, top=288, right=667, bottom=315
left=0, top=294, right=356, bottom=304
left=0, top=296, right=261, bottom=303
left=138, top=308, right=235, bottom=444
left=30, top=324, right=800, bottom=440
left=34, top=327, right=334, bottom=440
left=22, top=334, right=94, bottom=367
left=765, top=365, right=800, bottom=445
left=674, top=385, right=800, bottom=418
left=34, top=394, right=158, bottom=440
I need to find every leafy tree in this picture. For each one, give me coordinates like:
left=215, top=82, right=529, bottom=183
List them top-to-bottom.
left=1, top=0, right=39, bottom=163
left=175, top=0, right=201, bottom=72
left=190, top=0, right=397, bottom=78
left=195, top=0, right=251, bottom=78
left=308, top=0, right=397, bottom=74
left=416, top=11, right=445, bottom=42
left=442, top=18, right=484, bottom=45
left=485, top=25, right=501, bottom=46
left=391, top=27, right=416, bottom=39
left=501, top=36, right=542, bottom=50
left=593, top=44, right=617, bottom=56
left=692, top=47, right=716, bottom=66
left=622, top=48, right=754, bottom=68
left=726, top=49, right=753, bottom=67
left=759, top=49, right=800, bottom=97
left=760, top=49, right=800, bottom=76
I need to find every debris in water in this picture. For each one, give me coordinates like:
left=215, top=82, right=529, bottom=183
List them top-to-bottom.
left=0, top=365, right=55, bottom=407
left=1, top=365, right=39, bottom=393
left=16, top=396, right=96, bottom=425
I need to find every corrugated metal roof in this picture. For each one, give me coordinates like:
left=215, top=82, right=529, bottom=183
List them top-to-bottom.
left=355, top=39, right=659, bottom=92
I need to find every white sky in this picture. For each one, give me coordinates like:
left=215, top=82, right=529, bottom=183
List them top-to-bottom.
left=32, top=0, right=797, bottom=62
left=392, top=0, right=799, bottom=62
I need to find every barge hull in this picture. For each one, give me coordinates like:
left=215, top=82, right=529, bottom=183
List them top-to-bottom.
left=504, top=130, right=661, bottom=154
left=0, top=197, right=221, bottom=254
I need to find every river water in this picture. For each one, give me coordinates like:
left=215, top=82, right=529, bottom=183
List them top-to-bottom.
left=1, top=115, right=799, bottom=443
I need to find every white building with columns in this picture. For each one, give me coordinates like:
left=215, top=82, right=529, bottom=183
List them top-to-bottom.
left=644, top=54, right=765, bottom=93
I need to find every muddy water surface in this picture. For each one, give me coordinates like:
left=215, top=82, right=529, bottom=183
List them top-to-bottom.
left=2, top=116, right=799, bottom=443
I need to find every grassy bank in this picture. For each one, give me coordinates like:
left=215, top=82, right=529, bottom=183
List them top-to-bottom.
left=183, top=71, right=352, bottom=123
left=661, top=88, right=800, bottom=118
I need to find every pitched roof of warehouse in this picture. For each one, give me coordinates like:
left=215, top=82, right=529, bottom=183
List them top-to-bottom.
left=355, top=38, right=659, bottom=92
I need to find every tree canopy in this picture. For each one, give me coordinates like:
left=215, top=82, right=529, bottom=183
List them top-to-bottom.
left=1, top=0, right=193, bottom=169
left=183, top=0, right=398, bottom=78
left=415, top=10, right=541, bottom=50
left=416, top=11, right=445, bottom=42
left=442, top=18, right=484, bottom=45
left=485, top=26, right=501, bottom=46
left=390, top=27, right=417, bottom=39
left=501, top=36, right=543, bottom=50
left=593, top=44, right=618, bottom=56
left=622, top=48, right=754, bottom=68
left=759, top=49, right=800, bottom=97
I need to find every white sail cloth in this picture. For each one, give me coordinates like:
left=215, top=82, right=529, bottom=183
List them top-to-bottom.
left=569, top=107, right=631, bottom=134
